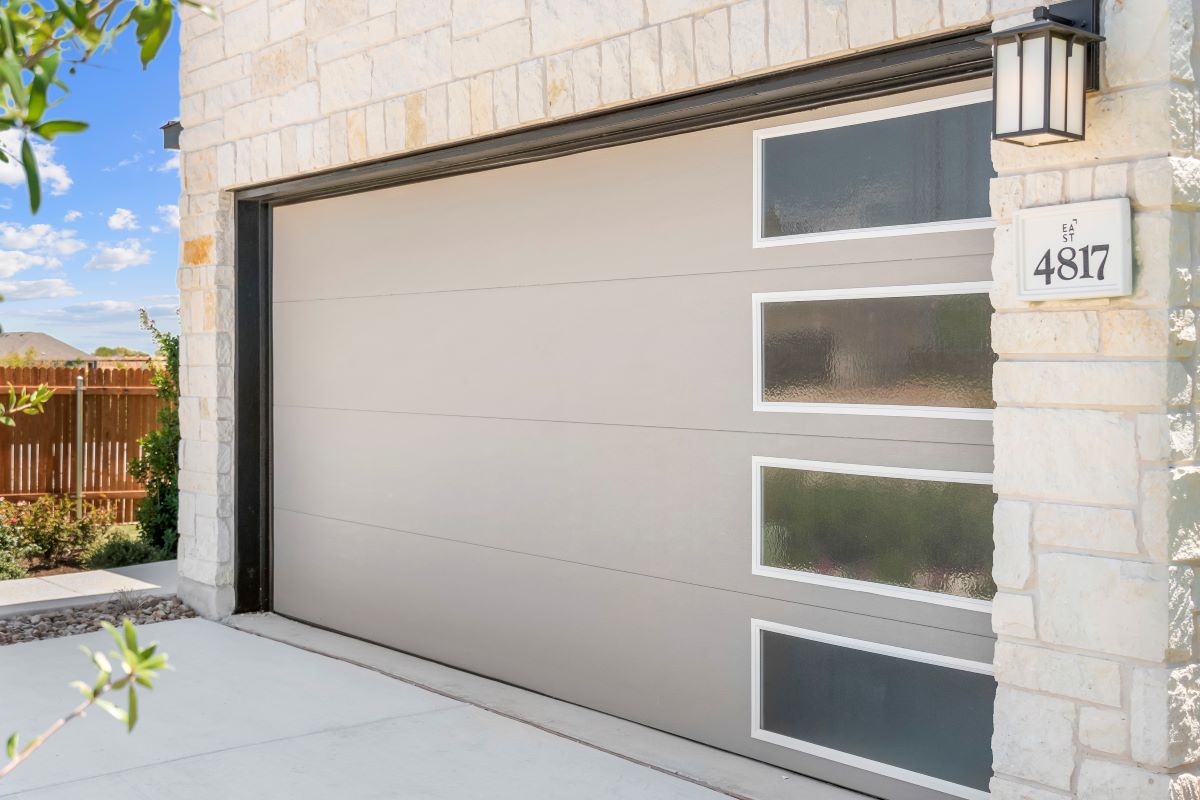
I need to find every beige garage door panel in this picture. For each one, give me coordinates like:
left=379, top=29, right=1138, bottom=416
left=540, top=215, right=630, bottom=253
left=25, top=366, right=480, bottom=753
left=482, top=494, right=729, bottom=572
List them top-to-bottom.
left=271, top=87, right=991, bottom=306
left=272, top=255, right=993, bottom=446
left=273, top=404, right=992, bottom=634
left=273, top=506, right=992, bottom=800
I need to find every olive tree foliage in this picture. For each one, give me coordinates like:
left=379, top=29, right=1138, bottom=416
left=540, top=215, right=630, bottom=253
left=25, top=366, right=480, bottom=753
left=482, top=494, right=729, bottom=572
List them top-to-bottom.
left=0, top=0, right=211, bottom=212
left=0, top=620, right=169, bottom=779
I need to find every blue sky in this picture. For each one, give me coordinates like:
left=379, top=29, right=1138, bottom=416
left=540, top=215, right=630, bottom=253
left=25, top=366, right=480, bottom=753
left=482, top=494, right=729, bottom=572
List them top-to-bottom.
left=0, top=31, right=182, bottom=354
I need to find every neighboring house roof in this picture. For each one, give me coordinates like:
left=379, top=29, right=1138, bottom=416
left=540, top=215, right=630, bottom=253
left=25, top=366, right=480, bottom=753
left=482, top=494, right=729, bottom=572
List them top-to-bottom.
left=0, top=331, right=92, bottom=362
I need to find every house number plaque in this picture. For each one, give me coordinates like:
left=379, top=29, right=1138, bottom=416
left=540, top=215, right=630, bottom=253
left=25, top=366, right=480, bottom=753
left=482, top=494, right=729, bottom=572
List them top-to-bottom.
left=1014, top=197, right=1132, bottom=301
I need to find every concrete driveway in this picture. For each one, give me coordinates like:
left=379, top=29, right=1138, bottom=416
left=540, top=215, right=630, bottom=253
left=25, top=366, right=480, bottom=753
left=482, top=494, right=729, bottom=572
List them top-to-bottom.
left=0, top=618, right=734, bottom=799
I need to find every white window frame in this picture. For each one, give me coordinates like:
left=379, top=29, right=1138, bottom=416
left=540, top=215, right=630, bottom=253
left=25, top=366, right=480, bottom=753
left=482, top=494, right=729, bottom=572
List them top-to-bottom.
left=752, top=89, right=995, bottom=249
left=751, top=281, right=995, bottom=420
left=751, top=456, right=994, bottom=613
left=750, top=619, right=994, bottom=800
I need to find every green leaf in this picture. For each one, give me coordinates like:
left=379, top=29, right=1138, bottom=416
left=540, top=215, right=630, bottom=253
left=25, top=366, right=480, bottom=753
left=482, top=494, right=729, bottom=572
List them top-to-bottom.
left=31, top=120, right=88, bottom=139
left=20, top=137, right=39, bottom=214
left=123, top=618, right=138, bottom=653
left=91, top=651, right=112, bottom=674
left=69, top=680, right=94, bottom=700
left=127, top=685, right=138, bottom=732
left=94, top=698, right=128, bottom=725
left=6, top=733, right=17, bottom=760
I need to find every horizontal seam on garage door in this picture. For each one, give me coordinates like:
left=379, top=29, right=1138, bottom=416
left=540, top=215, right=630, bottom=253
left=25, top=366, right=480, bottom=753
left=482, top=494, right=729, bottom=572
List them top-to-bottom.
left=269, top=255, right=995, bottom=305
left=270, top=403, right=994, bottom=449
left=274, top=506, right=995, bottom=642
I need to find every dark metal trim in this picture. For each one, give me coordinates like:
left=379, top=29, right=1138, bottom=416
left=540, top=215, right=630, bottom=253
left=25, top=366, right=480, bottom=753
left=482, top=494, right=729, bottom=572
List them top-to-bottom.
left=230, top=27, right=992, bottom=612
left=234, top=199, right=273, bottom=613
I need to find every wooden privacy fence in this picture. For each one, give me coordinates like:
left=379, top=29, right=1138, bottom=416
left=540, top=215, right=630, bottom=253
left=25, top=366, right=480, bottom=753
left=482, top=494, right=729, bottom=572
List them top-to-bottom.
left=0, top=367, right=165, bottom=522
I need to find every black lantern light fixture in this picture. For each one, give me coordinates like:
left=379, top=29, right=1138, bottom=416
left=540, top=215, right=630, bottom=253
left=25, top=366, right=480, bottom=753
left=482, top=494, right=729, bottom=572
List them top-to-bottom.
left=979, top=1, right=1104, bottom=146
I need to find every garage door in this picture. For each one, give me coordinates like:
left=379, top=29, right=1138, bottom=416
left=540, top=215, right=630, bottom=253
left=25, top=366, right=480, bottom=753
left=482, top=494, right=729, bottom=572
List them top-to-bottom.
left=270, top=81, right=998, bottom=800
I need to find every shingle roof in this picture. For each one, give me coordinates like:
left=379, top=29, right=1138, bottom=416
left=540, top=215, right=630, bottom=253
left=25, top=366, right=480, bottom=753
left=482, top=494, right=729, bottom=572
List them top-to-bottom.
left=0, top=331, right=91, bottom=362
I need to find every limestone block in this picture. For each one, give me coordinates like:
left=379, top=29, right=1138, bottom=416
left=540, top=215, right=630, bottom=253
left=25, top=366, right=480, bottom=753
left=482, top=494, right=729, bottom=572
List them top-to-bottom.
left=224, top=0, right=268, bottom=57
left=269, top=0, right=304, bottom=43
left=307, top=0, right=370, bottom=38
left=395, top=0, right=451, bottom=37
left=451, top=0, right=524, bottom=38
left=530, top=0, right=644, bottom=55
left=643, top=0, right=718, bottom=24
left=729, top=0, right=765, bottom=74
left=768, top=0, right=806, bottom=65
left=807, top=0, right=847, bottom=58
left=847, top=0, right=891, bottom=47
left=894, top=0, right=940, bottom=37
left=942, top=0, right=987, bottom=26
left=1103, top=0, right=1184, bottom=88
left=695, top=8, right=731, bottom=84
left=316, top=15, right=396, bottom=64
left=661, top=18, right=696, bottom=92
left=452, top=19, right=531, bottom=77
left=371, top=27, right=452, bottom=99
left=630, top=27, right=663, bottom=98
left=601, top=37, right=632, bottom=104
left=571, top=45, right=601, bottom=112
left=546, top=52, right=574, bottom=117
left=320, top=53, right=372, bottom=113
left=518, top=59, right=546, bottom=121
left=493, top=65, right=518, bottom=129
left=469, top=72, right=494, bottom=134
left=447, top=78, right=471, bottom=138
left=271, top=83, right=320, bottom=128
left=425, top=85, right=448, bottom=143
left=383, top=97, right=406, bottom=151
left=364, top=102, right=386, bottom=156
left=1094, top=162, right=1129, bottom=200
left=1101, top=309, right=1192, bottom=359
left=991, top=311, right=1100, bottom=355
left=992, top=361, right=1170, bottom=408
left=994, top=409, right=1138, bottom=506
left=993, top=500, right=1032, bottom=590
left=1033, top=503, right=1138, bottom=556
left=1037, top=554, right=1168, bottom=660
left=993, top=592, right=1037, bottom=639
left=994, top=641, right=1122, bottom=706
left=1132, top=664, right=1200, bottom=767
left=992, top=687, right=1076, bottom=791
left=1079, top=707, right=1129, bottom=755
left=1077, top=759, right=1177, bottom=800
left=989, top=778, right=1071, bottom=800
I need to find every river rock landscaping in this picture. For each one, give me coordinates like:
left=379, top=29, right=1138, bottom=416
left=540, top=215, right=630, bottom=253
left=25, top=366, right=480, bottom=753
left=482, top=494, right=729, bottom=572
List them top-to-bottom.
left=0, top=596, right=195, bottom=645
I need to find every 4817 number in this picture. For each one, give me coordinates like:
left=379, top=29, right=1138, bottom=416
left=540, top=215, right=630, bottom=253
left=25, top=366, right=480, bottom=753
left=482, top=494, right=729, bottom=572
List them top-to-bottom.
left=1034, top=244, right=1111, bottom=285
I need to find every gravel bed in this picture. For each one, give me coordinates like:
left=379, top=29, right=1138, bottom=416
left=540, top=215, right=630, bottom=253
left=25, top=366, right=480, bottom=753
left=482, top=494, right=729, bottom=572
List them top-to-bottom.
left=0, top=596, right=196, bottom=645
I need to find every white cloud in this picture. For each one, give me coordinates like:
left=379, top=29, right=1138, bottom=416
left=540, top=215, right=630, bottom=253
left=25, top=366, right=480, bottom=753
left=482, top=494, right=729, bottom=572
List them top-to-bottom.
left=0, top=130, right=72, bottom=195
left=156, top=152, right=180, bottom=173
left=157, top=204, right=180, bottom=230
left=107, top=208, right=139, bottom=231
left=63, top=210, right=82, bottom=222
left=0, top=222, right=85, bottom=256
left=85, top=239, right=152, bottom=272
left=0, top=251, right=58, bottom=278
left=0, top=278, right=79, bottom=300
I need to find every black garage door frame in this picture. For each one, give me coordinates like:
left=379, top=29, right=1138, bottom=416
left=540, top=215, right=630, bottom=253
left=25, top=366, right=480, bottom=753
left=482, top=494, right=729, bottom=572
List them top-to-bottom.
left=231, top=27, right=993, bottom=614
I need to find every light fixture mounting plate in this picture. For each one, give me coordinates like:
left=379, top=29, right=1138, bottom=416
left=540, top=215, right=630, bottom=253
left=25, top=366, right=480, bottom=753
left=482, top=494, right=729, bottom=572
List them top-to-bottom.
left=1042, top=0, right=1102, bottom=90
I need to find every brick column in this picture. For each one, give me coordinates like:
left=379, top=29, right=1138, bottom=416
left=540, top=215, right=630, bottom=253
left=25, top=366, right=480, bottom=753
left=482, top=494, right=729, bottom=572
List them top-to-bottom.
left=988, top=3, right=1200, bottom=798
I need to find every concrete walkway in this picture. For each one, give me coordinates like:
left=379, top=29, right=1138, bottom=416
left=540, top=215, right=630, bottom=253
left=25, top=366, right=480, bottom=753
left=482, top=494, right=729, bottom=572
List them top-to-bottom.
left=0, top=560, right=177, bottom=618
left=0, top=618, right=739, bottom=799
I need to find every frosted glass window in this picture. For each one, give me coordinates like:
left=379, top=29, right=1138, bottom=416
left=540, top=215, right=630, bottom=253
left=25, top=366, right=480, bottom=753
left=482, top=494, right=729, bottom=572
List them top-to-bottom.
left=759, top=101, right=993, bottom=239
left=759, top=291, right=995, bottom=410
left=758, top=465, right=997, bottom=601
left=757, top=628, right=995, bottom=794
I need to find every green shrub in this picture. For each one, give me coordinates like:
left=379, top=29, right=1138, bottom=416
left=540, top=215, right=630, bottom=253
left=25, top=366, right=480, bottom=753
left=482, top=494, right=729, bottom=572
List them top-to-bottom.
left=129, top=310, right=179, bottom=553
left=0, top=496, right=114, bottom=565
left=0, top=527, right=30, bottom=580
left=82, top=530, right=163, bottom=570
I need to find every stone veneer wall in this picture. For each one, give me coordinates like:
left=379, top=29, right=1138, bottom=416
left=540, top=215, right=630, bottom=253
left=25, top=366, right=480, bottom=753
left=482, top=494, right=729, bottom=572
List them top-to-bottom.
left=177, top=1, right=1199, bottom=798
left=986, top=2, right=1200, bottom=799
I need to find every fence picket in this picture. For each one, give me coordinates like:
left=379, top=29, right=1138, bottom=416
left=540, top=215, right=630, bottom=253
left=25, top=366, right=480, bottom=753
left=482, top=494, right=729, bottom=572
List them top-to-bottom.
left=0, top=366, right=166, bottom=522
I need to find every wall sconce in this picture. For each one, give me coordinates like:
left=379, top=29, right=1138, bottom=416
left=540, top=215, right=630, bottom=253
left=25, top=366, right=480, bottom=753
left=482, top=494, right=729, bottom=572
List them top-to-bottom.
left=979, top=2, right=1104, bottom=146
